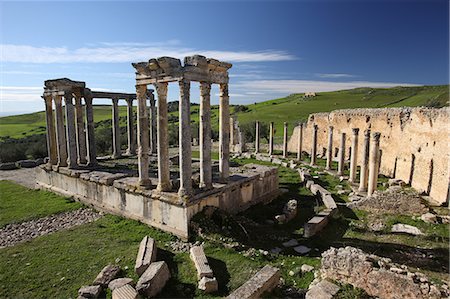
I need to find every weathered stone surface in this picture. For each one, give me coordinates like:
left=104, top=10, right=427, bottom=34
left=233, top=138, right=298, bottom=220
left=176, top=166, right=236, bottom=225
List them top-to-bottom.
left=388, top=178, right=406, bottom=187
left=305, top=180, right=314, bottom=189
left=420, top=212, right=438, bottom=224
left=304, top=216, right=329, bottom=238
left=391, top=223, right=424, bottom=235
left=135, top=236, right=157, bottom=276
left=190, top=245, right=214, bottom=279
left=294, top=245, right=311, bottom=255
left=320, top=246, right=448, bottom=299
left=136, top=261, right=170, bottom=297
left=93, top=264, right=121, bottom=287
left=301, top=264, right=314, bottom=273
left=227, top=265, right=280, bottom=299
left=198, top=276, right=218, bottom=293
left=108, top=277, right=134, bottom=291
left=305, top=280, right=340, bottom=299
left=112, top=284, right=140, bottom=299
left=78, top=285, right=102, bottom=298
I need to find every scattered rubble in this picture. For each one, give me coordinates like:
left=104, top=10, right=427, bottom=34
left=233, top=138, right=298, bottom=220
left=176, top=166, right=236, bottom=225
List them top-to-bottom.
left=275, top=199, right=297, bottom=224
left=136, top=261, right=171, bottom=298
left=93, top=264, right=121, bottom=287
left=227, top=265, right=280, bottom=299
left=306, top=280, right=340, bottom=299
left=78, top=285, right=102, bottom=299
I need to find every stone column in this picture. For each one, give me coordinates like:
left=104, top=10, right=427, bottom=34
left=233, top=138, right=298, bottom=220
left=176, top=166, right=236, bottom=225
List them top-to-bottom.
left=178, top=79, right=192, bottom=197
left=155, top=82, right=171, bottom=191
left=199, top=82, right=212, bottom=189
left=219, top=83, right=230, bottom=180
left=136, top=85, right=151, bottom=187
left=64, top=92, right=78, bottom=169
left=149, top=93, right=157, bottom=154
left=54, top=94, right=68, bottom=167
left=74, top=94, right=87, bottom=164
left=84, top=94, right=97, bottom=166
left=43, top=95, right=58, bottom=165
left=111, top=98, right=121, bottom=158
left=125, top=98, right=136, bottom=155
left=229, top=116, right=234, bottom=151
left=255, top=121, right=260, bottom=153
left=269, top=122, right=274, bottom=155
left=283, top=122, right=288, bottom=158
left=297, top=123, right=303, bottom=161
left=310, top=124, right=318, bottom=166
left=326, top=126, right=333, bottom=170
left=349, top=128, right=360, bottom=182
left=358, top=130, right=370, bottom=192
left=337, top=132, right=346, bottom=176
left=367, top=132, right=381, bottom=196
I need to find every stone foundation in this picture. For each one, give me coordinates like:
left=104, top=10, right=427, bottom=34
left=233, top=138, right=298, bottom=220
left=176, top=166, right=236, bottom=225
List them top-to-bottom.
left=36, top=164, right=279, bottom=239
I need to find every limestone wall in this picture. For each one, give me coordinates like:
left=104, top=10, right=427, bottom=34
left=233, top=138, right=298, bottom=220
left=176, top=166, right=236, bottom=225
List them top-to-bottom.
left=287, top=107, right=449, bottom=205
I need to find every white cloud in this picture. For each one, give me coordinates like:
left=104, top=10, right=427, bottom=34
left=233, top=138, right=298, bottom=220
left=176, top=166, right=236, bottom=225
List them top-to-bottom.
left=1, top=44, right=296, bottom=64
left=315, top=73, right=357, bottom=78
left=235, top=80, right=420, bottom=94
left=0, top=86, right=43, bottom=103
left=0, top=86, right=42, bottom=91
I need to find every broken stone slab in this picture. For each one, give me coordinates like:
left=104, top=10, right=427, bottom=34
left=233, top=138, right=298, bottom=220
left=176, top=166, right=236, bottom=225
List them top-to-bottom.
left=272, top=158, right=282, bottom=165
left=16, top=159, right=37, bottom=168
left=305, top=180, right=314, bottom=189
left=310, top=184, right=331, bottom=197
left=322, top=194, right=337, bottom=210
left=420, top=212, right=438, bottom=224
left=304, top=216, right=329, bottom=238
left=391, top=223, right=424, bottom=235
left=135, top=236, right=157, bottom=276
left=282, top=239, right=299, bottom=247
left=190, top=245, right=214, bottom=279
left=294, top=245, right=311, bottom=255
left=270, top=247, right=282, bottom=254
left=136, top=261, right=171, bottom=298
left=93, top=264, right=121, bottom=287
left=301, top=264, right=314, bottom=273
left=227, top=265, right=280, bottom=299
left=198, top=276, right=218, bottom=293
left=108, top=277, right=134, bottom=291
left=305, top=280, right=340, bottom=299
left=112, top=284, right=140, bottom=299
left=78, top=285, right=102, bottom=299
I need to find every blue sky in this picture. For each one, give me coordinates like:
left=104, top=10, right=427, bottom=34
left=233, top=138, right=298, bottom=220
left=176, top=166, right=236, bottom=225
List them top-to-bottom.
left=0, top=0, right=448, bottom=115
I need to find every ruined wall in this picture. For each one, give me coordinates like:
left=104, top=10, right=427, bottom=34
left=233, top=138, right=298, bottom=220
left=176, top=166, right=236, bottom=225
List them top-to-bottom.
left=287, top=107, right=449, bottom=205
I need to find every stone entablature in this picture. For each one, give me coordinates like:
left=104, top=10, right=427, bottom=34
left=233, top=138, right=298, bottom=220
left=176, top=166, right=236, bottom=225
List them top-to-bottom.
left=287, top=107, right=450, bottom=204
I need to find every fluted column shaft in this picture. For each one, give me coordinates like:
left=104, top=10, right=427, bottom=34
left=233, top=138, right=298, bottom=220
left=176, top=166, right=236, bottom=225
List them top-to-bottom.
left=178, top=80, right=193, bottom=197
left=155, top=82, right=171, bottom=191
left=200, top=82, right=212, bottom=189
left=219, top=83, right=230, bottom=180
left=136, top=85, right=151, bottom=187
left=64, top=92, right=78, bottom=169
left=149, top=93, right=157, bottom=154
left=43, top=95, right=58, bottom=165
left=54, top=95, right=68, bottom=167
left=74, top=95, right=87, bottom=164
left=84, top=95, right=97, bottom=166
left=112, top=98, right=121, bottom=158
left=126, top=98, right=136, bottom=155
left=255, top=121, right=260, bottom=153
left=269, top=122, right=274, bottom=155
left=283, top=122, right=288, bottom=158
left=297, top=123, right=303, bottom=161
left=310, top=124, right=318, bottom=166
left=326, top=126, right=334, bottom=170
left=349, top=128, right=360, bottom=182
left=337, top=132, right=346, bottom=175
left=367, top=132, right=381, bottom=196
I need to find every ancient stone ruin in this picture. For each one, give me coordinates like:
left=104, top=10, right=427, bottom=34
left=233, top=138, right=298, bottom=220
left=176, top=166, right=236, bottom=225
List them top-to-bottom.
left=36, top=56, right=280, bottom=239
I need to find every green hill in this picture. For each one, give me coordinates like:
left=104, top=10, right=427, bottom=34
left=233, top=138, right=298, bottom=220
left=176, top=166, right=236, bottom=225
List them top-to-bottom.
left=0, top=85, right=448, bottom=139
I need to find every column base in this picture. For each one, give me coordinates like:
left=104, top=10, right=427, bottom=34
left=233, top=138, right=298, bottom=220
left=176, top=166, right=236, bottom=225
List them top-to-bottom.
left=138, top=179, right=152, bottom=188
left=157, top=182, right=172, bottom=192
left=178, top=187, right=193, bottom=198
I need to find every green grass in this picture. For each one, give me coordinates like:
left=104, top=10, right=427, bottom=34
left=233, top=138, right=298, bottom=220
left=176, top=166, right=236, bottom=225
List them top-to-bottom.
left=1, top=85, right=447, bottom=139
left=192, top=150, right=220, bottom=160
left=0, top=180, right=83, bottom=227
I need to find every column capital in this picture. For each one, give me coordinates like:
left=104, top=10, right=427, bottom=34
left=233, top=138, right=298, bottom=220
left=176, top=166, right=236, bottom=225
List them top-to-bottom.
left=200, top=82, right=212, bottom=94
left=219, top=83, right=229, bottom=96
left=64, top=91, right=73, bottom=103
left=43, top=94, right=52, bottom=103
left=54, top=94, right=63, bottom=104
left=112, top=97, right=119, bottom=105
left=126, top=98, right=134, bottom=105
left=313, top=124, right=318, bottom=131
left=328, top=125, right=334, bottom=131
left=352, top=128, right=360, bottom=135
left=364, top=129, right=371, bottom=137
left=372, top=132, right=381, bottom=141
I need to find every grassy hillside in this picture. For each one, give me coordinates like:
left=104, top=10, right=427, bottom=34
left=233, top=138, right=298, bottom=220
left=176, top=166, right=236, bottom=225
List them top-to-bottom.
left=0, top=85, right=447, bottom=139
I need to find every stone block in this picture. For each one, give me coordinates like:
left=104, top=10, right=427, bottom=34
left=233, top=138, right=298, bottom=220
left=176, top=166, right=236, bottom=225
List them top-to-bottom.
left=16, top=159, right=37, bottom=168
left=0, top=162, right=17, bottom=170
left=305, top=180, right=314, bottom=189
left=322, top=194, right=337, bottom=210
left=304, top=216, right=329, bottom=238
left=391, top=223, right=424, bottom=235
left=135, top=236, right=157, bottom=276
left=190, top=246, right=214, bottom=279
left=136, top=261, right=171, bottom=298
left=93, top=264, right=121, bottom=287
left=227, top=265, right=280, bottom=299
left=198, top=276, right=218, bottom=293
left=108, top=277, right=134, bottom=291
left=305, top=280, right=340, bottom=299
left=112, top=284, right=140, bottom=299
left=78, top=285, right=102, bottom=299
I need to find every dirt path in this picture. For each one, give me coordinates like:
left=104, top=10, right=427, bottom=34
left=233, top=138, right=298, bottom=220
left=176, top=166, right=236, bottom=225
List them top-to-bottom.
left=0, top=167, right=37, bottom=189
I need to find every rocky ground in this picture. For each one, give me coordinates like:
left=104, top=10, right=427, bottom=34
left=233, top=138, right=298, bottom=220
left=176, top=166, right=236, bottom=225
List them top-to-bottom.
left=0, top=167, right=37, bottom=189
left=0, top=208, right=102, bottom=248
